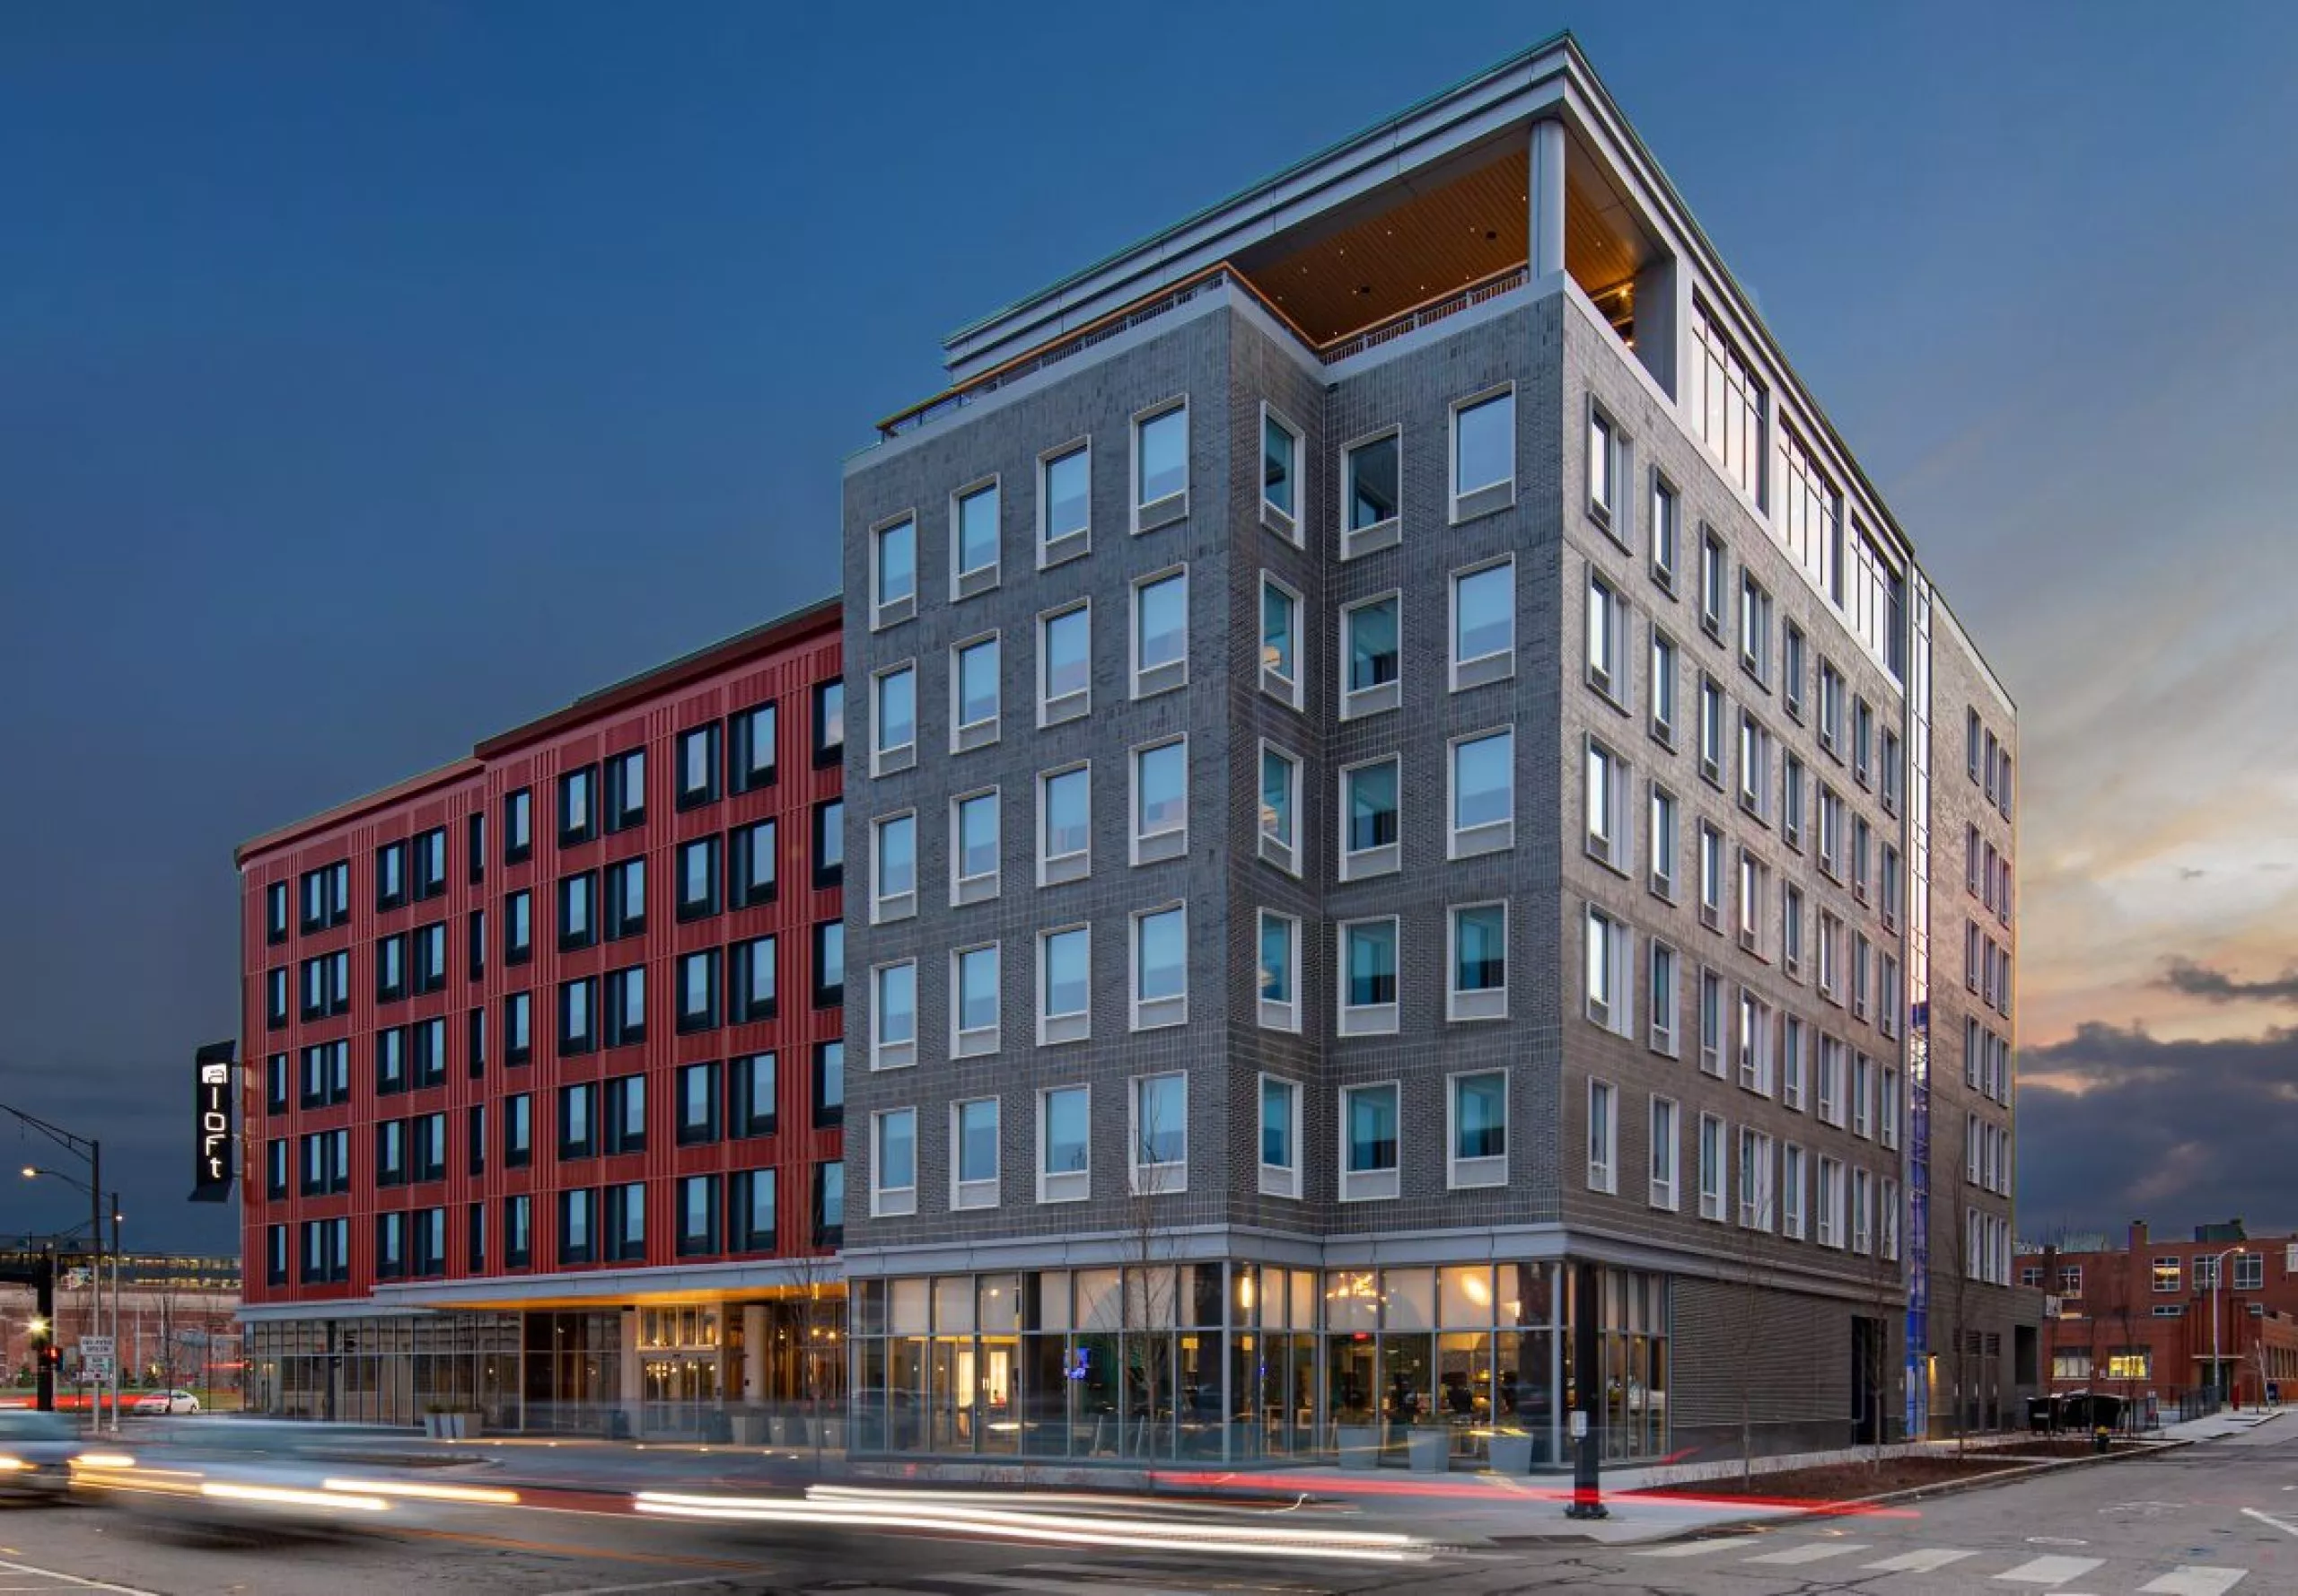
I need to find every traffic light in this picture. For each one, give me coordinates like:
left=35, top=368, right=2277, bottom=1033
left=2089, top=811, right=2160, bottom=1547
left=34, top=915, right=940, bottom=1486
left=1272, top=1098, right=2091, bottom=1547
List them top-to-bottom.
left=41, top=1344, right=61, bottom=1370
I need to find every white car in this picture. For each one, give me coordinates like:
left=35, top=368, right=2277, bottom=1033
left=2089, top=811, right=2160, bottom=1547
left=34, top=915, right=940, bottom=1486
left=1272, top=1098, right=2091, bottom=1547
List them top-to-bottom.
left=133, top=1390, right=200, bottom=1415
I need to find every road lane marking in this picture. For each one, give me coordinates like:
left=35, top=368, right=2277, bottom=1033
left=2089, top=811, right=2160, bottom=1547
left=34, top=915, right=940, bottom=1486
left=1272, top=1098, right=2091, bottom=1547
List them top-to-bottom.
left=2241, top=1507, right=2298, bottom=1538
left=1632, top=1535, right=1769, bottom=1557
left=1746, top=1541, right=1870, bottom=1565
left=1865, top=1548, right=1983, bottom=1572
left=1995, top=1555, right=2107, bottom=1584
left=0, top=1559, right=160, bottom=1596
left=2138, top=1570, right=2249, bottom=1596
left=943, top=1576, right=1215, bottom=1596
left=538, top=1581, right=750, bottom=1596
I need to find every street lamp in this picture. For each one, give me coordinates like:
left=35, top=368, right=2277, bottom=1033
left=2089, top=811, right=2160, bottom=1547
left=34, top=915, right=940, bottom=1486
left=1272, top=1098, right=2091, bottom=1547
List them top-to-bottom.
left=20, top=1164, right=121, bottom=1434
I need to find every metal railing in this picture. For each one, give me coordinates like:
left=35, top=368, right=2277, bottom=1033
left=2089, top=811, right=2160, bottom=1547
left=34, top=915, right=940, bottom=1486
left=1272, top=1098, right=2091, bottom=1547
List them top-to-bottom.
left=876, top=261, right=1535, bottom=443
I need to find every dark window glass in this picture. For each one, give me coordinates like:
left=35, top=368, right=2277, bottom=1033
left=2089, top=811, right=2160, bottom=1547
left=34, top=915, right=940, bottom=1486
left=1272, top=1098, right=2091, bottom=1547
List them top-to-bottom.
left=812, top=680, right=844, bottom=767
left=729, top=703, right=776, bottom=794
left=677, top=723, right=722, bottom=810
left=606, top=748, right=645, bottom=832
left=559, top=766, right=598, bottom=847
left=505, top=789, right=532, bottom=864
left=813, top=800, right=844, bottom=890
left=469, top=812, right=486, bottom=884
left=730, top=819, right=776, bottom=909
left=414, top=828, right=447, bottom=899
left=677, top=837, right=722, bottom=921
left=376, top=841, right=408, bottom=911
left=605, top=856, right=646, bottom=939
left=558, top=872, right=597, bottom=951
left=266, top=881, right=288, bottom=943
left=505, top=890, right=533, bottom=964
left=469, top=909, right=487, bottom=981
left=413, top=922, right=447, bottom=994
left=813, top=922, right=844, bottom=1008
left=376, top=934, right=408, bottom=1003
left=731, top=935, right=777, bottom=1023
left=678, top=950, right=719, bottom=1034
left=605, top=966, right=646, bottom=1048
left=559, top=978, right=597, bottom=1056
left=504, top=991, right=531, bottom=1066
left=468, top=1006, right=487, bottom=1079
left=412, top=1017, right=447, bottom=1088
left=376, top=1027, right=407, bottom=1095
left=812, top=1040, right=844, bottom=1129
left=732, top=1052, right=776, bottom=1138
left=265, top=1053, right=289, bottom=1114
left=677, top=1061, right=722, bottom=1145
left=604, top=1074, right=645, bottom=1155
left=558, top=1083, right=596, bottom=1160
left=504, top=1094, right=531, bottom=1168
left=468, top=1104, right=487, bottom=1176
left=376, top=1119, right=407, bottom=1186
left=812, top=1163, right=844, bottom=1248
left=732, top=1169, right=777, bottom=1253
left=678, top=1173, right=722, bottom=1257
left=605, top=1182, right=645, bottom=1262
left=558, top=1189, right=596, bottom=1265
left=504, top=1196, right=531, bottom=1267
left=467, top=1202, right=486, bottom=1271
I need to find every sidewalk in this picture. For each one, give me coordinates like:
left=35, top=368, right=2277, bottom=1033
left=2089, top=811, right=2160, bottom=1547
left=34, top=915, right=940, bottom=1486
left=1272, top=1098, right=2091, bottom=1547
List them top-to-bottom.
left=2159, top=1406, right=2286, bottom=1443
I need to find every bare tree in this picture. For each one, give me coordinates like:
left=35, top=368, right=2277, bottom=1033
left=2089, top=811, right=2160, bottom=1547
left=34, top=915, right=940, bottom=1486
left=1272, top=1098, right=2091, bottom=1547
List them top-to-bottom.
left=1119, top=1080, right=1182, bottom=1480
left=1715, top=1130, right=1784, bottom=1486
left=1940, top=1172, right=1979, bottom=1454
left=784, top=1250, right=842, bottom=1474
left=2096, top=1261, right=2145, bottom=1434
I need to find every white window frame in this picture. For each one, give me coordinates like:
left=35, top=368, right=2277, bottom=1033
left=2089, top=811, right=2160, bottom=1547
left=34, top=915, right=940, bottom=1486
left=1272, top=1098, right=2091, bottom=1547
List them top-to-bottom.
left=1451, top=383, right=1516, bottom=521
left=1131, top=398, right=1190, bottom=533
left=1259, top=401, right=1304, bottom=543
left=1586, top=403, right=1618, bottom=529
left=1338, top=425, right=1403, bottom=559
left=1037, top=438, right=1092, bottom=568
left=1650, top=474, right=1680, bottom=592
left=949, top=476, right=1002, bottom=601
left=868, top=511, right=917, bottom=631
left=1699, top=528, right=1726, bottom=638
left=1449, top=556, right=1516, bottom=691
left=1129, top=564, right=1189, bottom=699
left=1585, top=570, right=1627, bottom=705
left=1259, top=571, right=1304, bottom=709
left=1738, top=572, right=1772, bottom=684
left=1339, top=590, right=1403, bottom=719
left=1037, top=600, right=1092, bottom=728
left=1649, top=628, right=1678, bottom=747
left=949, top=631, right=1002, bottom=754
left=869, top=661, right=917, bottom=777
left=1697, top=674, right=1725, bottom=787
left=1450, top=726, right=1516, bottom=860
left=1583, top=735, right=1627, bottom=873
left=1128, top=736, right=1189, bottom=866
left=1258, top=741, right=1302, bottom=876
left=1338, top=754, right=1402, bottom=881
left=1036, top=762, right=1092, bottom=887
left=1648, top=783, right=1678, bottom=901
left=948, top=787, right=1000, bottom=908
left=869, top=810, right=917, bottom=925
left=1698, top=820, right=1724, bottom=930
left=1446, top=900, right=1509, bottom=1022
left=1129, top=902, right=1188, bottom=1030
left=1584, top=906, right=1634, bottom=1038
left=1257, top=909, right=1302, bottom=1033
left=1338, top=916, right=1401, bottom=1037
left=1036, top=924, right=1092, bottom=1047
left=1649, top=941, right=1680, bottom=1057
left=950, top=942, right=1001, bottom=1059
left=869, top=960, right=917, bottom=1072
left=1698, top=967, right=1724, bottom=1075
left=1738, top=989, right=1774, bottom=1096
left=1782, top=1015, right=1806, bottom=1110
left=1447, top=1068, right=1509, bottom=1189
left=1128, top=1071, right=1188, bottom=1195
left=1258, top=1073, right=1302, bottom=1198
left=1586, top=1079, right=1618, bottom=1194
left=1338, top=1080, right=1403, bottom=1203
left=1038, top=1083, right=1091, bottom=1204
left=950, top=1096, right=1002, bottom=1211
left=1648, top=1096, right=1680, bottom=1211
left=871, top=1107, right=918, bottom=1218
left=1697, top=1113, right=1726, bottom=1223
left=1739, top=1127, right=1774, bottom=1232
left=1782, top=1144, right=1806, bottom=1240
left=1818, top=1156, right=1844, bottom=1250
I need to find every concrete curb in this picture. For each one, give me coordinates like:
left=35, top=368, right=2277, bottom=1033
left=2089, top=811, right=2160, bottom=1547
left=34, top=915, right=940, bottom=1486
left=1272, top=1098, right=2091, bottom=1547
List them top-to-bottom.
left=1593, top=1437, right=2192, bottom=1548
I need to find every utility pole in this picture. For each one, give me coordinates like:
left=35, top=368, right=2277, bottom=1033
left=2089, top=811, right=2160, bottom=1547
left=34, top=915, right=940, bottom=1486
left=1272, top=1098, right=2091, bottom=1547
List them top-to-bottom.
left=2207, top=1246, right=2241, bottom=1409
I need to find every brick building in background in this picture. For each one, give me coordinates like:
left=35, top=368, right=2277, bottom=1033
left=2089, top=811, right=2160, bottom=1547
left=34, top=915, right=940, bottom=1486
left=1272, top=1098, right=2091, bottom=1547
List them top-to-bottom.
left=234, top=600, right=845, bottom=1433
left=2035, top=1221, right=2298, bottom=1410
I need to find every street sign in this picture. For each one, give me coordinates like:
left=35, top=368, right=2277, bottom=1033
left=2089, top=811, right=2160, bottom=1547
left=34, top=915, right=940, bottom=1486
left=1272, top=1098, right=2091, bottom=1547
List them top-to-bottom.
left=191, top=1039, right=236, bottom=1202
left=79, top=1336, right=114, bottom=1379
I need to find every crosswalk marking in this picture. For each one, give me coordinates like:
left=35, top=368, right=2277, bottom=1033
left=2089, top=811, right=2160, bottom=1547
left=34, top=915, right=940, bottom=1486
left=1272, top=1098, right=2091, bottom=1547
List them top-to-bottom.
left=1632, top=1535, right=1770, bottom=1557
left=1745, top=1541, right=1870, bottom=1565
left=1864, top=1548, right=1984, bottom=1573
left=1995, top=1555, right=2108, bottom=1584
left=2138, top=1569, right=2249, bottom=1596
left=942, top=1575, right=1210, bottom=1596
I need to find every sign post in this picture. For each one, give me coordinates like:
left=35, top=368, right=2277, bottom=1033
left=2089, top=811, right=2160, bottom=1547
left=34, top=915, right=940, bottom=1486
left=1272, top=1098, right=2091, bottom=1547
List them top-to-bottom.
left=80, top=1335, right=114, bottom=1385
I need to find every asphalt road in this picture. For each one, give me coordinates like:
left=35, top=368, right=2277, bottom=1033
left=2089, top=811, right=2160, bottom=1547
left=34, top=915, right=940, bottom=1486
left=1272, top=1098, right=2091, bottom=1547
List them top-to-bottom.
left=2, top=1426, right=2294, bottom=1594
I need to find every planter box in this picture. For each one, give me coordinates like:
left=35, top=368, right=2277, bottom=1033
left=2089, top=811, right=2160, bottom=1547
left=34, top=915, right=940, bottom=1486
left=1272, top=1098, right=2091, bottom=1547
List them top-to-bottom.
left=422, top=1411, right=478, bottom=1441
left=729, top=1411, right=770, bottom=1447
left=1336, top=1424, right=1382, bottom=1469
left=1406, top=1428, right=1452, bottom=1473
left=1487, top=1434, right=1535, bottom=1475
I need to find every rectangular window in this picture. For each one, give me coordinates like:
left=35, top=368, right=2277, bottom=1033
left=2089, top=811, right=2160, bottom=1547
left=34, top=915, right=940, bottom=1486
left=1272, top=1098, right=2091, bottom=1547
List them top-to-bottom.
left=1693, top=301, right=1766, bottom=503
left=1454, top=386, right=1514, bottom=513
left=1133, top=401, right=1189, bottom=530
left=1586, top=406, right=1617, bottom=525
left=1260, top=407, right=1300, bottom=536
left=1340, top=428, right=1400, bottom=557
left=1039, top=440, right=1091, bottom=564
left=1650, top=477, right=1680, bottom=591
left=952, top=478, right=1001, bottom=597
left=871, top=513, right=916, bottom=628
left=1699, top=530, right=1726, bottom=640
left=1451, top=557, right=1514, bottom=690
left=1130, top=567, right=1188, bottom=698
left=1585, top=572, right=1626, bottom=703
left=1738, top=573, right=1772, bottom=683
left=1260, top=574, right=1302, bottom=707
left=1340, top=592, right=1401, bottom=717
left=1038, top=601, right=1092, bottom=726
left=1783, top=624, right=1806, bottom=720
left=1649, top=629, right=1678, bottom=747
left=951, top=633, right=1001, bottom=752
left=871, top=662, right=916, bottom=776
left=1819, top=662, right=1845, bottom=755
left=1697, top=674, right=1725, bottom=787
left=813, top=680, right=844, bottom=767
left=1853, top=697, right=1874, bottom=787
left=729, top=701, right=776, bottom=794
left=1738, top=713, right=1771, bottom=820
left=675, top=724, right=721, bottom=811
left=1452, top=727, right=1515, bottom=858
left=1583, top=736, right=1627, bottom=871
left=1130, top=737, right=1188, bottom=865
left=1259, top=743, right=1302, bottom=874
left=605, top=747, right=645, bottom=831
left=1783, top=753, right=1806, bottom=850
left=1340, top=756, right=1400, bottom=880
left=1038, top=763, right=1090, bottom=886
left=558, top=766, right=596, bottom=847
left=1648, top=784, right=1679, bottom=901
left=504, top=788, right=532, bottom=863
left=949, top=788, right=1000, bottom=905
left=811, top=798, right=843, bottom=891
left=871, top=811, right=917, bottom=923
left=1698, top=820, right=1724, bottom=930
left=414, top=829, right=447, bottom=899
left=677, top=836, right=722, bottom=922
left=376, top=840, right=408, bottom=911
left=1738, top=850, right=1768, bottom=956
left=604, top=855, right=645, bottom=940
left=557, top=871, right=596, bottom=951
left=504, top=889, right=532, bottom=964
left=1449, top=902, right=1508, bottom=1022
left=1131, top=904, right=1188, bottom=1030
left=1583, top=906, right=1633, bottom=1037
left=1257, top=911, right=1299, bottom=1033
left=1339, top=917, right=1400, bottom=1036
left=812, top=920, right=843, bottom=1009
left=412, top=921, right=447, bottom=994
left=1039, top=924, right=1092, bottom=1045
left=376, top=934, right=408, bottom=1002
left=730, top=934, right=777, bottom=1024
left=1649, top=942, right=1680, bottom=1057
left=951, top=943, right=1000, bottom=1057
left=677, top=949, right=719, bottom=1035
left=872, top=960, right=917, bottom=1069
left=599, top=964, right=643, bottom=1048
left=1698, top=967, right=1724, bottom=1075
left=1739, top=990, right=1774, bottom=1095
left=504, top=991, right=531, bottom=1066
left=1782, top=1014, right=1806, bottom=1109
left=375, top=1026, right=407, bottom=1095
left=1819, top=1036, right=1846, bottom=1127
left=812, top=1039, right=843, bottom=1129
left=732, top=1051, right=776, bottom=1138
left=677, top=1061, right=721, bottom=1146
left=1450, top=1070, right=1507, bottom=1188
left=1131, top=1071, right=1187, bottom=1193
left=603, top=1073, right=645, bottom=1155
left=1259, top=1075, right=1300, bottom=1198
left=1587, top=1079, right=1618, bottom=1194
left=1340, top=1081, right=1401, bottom=1202
left=557, top=1083, right=595, bottom=1161
left=1041, top=1084, right=1092, bottom=1204
left=951, top=1097, right=1001, bottom=1209
left=1648, top=1097, right=1680, bottom=1210
left=871, top=1108, right=917, bottom=1217
left=1739, top=1127, right=1773, bottom=1231
left=1780, top=1144, right=1805, bottom=1239
left=1817, top=1157, right=1843, bottom=1249
left=1851, top=1168, right=1873, bottom=1255
left=676, top=1173, right=721, bottom=1258
left=606, top=1181, right=645, bottom=1263
left=504, top=1194, right=531, bottom=1267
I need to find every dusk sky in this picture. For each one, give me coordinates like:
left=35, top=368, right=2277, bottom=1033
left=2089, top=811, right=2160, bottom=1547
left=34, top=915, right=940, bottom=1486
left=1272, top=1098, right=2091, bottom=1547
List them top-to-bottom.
left=4, top=1, right=2294, bottom=1251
